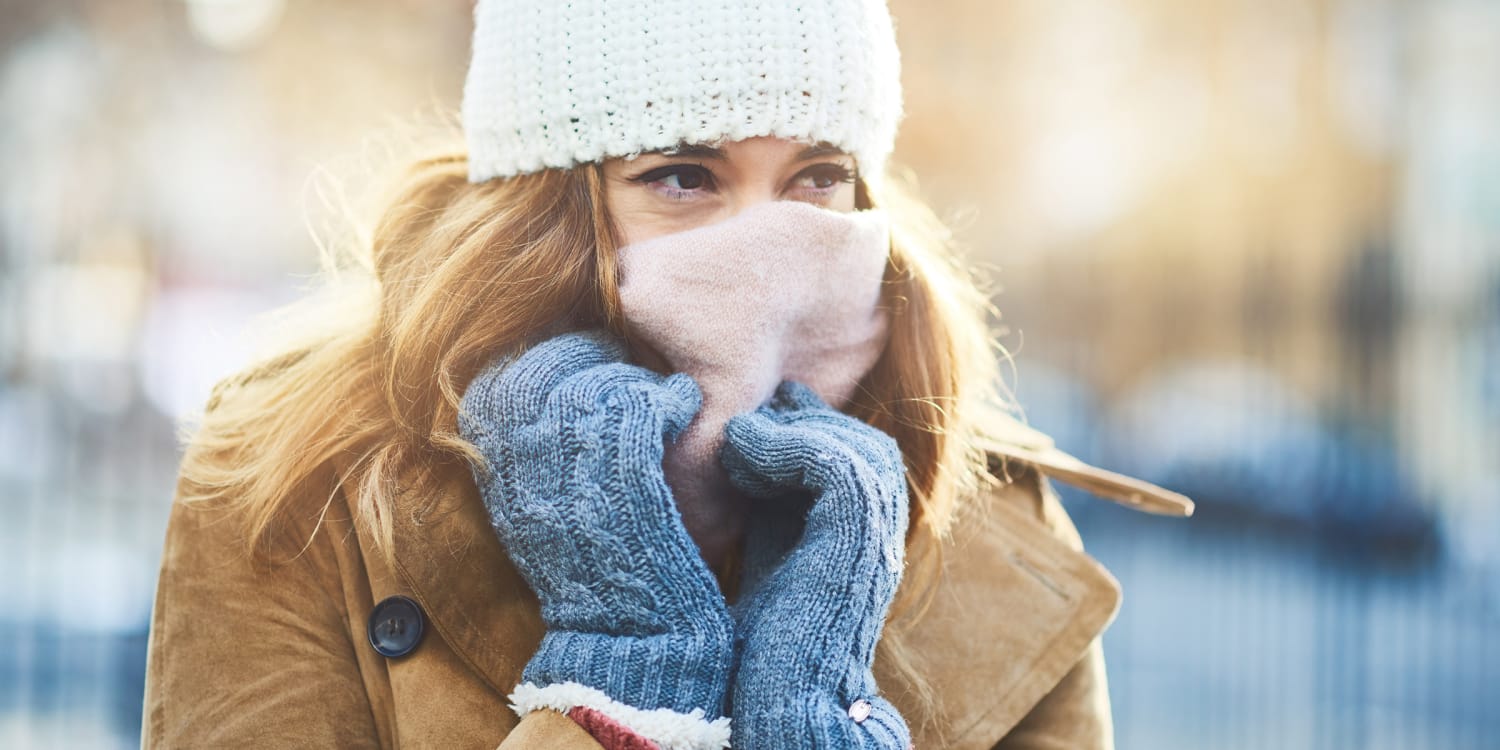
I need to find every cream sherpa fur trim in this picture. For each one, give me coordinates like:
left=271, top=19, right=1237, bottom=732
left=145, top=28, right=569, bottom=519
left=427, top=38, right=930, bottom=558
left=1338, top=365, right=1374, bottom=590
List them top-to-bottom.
left=507, top=681, right=732, bottom=750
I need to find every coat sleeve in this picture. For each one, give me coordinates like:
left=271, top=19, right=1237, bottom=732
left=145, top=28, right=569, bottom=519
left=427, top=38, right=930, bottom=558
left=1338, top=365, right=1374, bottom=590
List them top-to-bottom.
left=991, top=473, right=1117, bottom=750
left=141, top=479, right=383, bottom=748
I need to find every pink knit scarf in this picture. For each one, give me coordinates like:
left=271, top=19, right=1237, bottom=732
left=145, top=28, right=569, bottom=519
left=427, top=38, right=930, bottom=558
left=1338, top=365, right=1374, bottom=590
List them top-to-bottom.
left=617, top=200, right=892, bottom=559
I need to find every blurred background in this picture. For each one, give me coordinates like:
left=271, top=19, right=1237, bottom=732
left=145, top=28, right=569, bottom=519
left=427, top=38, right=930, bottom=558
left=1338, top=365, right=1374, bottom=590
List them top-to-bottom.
left=1, top=0, right=1496, bottom=747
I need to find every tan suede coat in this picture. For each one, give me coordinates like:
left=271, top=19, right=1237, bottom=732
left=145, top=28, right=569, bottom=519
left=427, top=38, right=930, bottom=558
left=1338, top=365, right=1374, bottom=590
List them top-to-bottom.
left=141, top=380, right=1192, bottom=749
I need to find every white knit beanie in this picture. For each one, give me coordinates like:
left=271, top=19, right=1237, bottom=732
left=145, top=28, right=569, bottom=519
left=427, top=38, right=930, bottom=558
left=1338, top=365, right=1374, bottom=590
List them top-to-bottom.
left=461, top=0, right=904, bottom=184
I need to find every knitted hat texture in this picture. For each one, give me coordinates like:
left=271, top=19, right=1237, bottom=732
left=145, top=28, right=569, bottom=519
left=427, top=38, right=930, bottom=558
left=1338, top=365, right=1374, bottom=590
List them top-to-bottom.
left=461, top=0, right=904, bottom=182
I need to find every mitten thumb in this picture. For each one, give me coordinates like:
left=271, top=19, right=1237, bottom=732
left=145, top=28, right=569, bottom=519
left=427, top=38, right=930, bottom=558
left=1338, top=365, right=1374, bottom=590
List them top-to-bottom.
left=656, top=371, right=703, bottom=442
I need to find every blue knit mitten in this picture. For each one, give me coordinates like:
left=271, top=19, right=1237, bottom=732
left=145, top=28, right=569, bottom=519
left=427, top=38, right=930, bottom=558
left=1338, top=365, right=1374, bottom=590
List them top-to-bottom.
left=458, top=329, right=734, bottom=747
left=718, top=380, right=913, bottom=749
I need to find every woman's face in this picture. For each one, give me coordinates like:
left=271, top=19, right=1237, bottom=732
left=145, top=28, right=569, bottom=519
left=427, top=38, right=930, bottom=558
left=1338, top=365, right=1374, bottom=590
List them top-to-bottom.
left=601, top=135, right=858, bottom=247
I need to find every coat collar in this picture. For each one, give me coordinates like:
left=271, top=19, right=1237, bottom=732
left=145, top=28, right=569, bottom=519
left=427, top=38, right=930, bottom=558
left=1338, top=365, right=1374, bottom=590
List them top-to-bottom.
left=981, top=417, right=1195, bottom=518
left=370, top=442, right=1187, bottom=748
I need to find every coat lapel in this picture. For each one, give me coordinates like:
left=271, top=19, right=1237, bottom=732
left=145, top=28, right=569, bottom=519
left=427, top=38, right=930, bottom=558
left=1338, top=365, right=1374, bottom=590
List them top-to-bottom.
left=384, top=465, right=545, bottom=700
left=875, top=472, right=1125, bottom=748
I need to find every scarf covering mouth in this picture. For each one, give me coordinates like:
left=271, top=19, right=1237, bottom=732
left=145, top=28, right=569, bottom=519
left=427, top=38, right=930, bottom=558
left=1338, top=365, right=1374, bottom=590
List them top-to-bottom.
left=616, top=200, right=893, bottom=541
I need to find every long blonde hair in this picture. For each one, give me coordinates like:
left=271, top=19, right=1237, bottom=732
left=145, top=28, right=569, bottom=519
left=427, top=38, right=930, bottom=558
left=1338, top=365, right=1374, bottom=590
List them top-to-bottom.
left=177, top=122, right=1017, bottom=737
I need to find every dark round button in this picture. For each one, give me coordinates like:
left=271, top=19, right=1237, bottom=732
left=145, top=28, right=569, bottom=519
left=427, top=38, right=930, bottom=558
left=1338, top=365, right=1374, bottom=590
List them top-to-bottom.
left=367, top=595, right=426, bottom=658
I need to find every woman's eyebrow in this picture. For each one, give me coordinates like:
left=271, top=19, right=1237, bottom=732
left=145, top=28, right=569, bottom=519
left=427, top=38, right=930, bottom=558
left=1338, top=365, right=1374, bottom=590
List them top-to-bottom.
left=651, top=143, right=848, bottom=161
left=795, top=143, right=848, bottom=161
left=658, top=144, right=727, bottom=160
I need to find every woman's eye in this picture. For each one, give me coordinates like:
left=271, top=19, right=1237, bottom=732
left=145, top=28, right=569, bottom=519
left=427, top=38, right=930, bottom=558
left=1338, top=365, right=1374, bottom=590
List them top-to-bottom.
left=626, top=161, right=851, bottom=200
left=632, top=164, right=714, bottom=195
left=794, top=164, right=856, bottom=191
left=662, top=168, right=707, bottom=190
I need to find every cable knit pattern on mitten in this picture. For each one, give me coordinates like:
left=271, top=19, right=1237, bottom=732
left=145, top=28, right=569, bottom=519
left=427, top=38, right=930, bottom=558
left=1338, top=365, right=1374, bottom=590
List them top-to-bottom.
left=458, top=330, right=734, bottom=746
left=718, top=380, right=913, bottom=749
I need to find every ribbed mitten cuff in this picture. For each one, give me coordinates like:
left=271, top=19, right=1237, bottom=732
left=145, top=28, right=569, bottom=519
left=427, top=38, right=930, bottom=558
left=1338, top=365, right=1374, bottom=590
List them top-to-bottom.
left=522, top=630, right=733, bottom=720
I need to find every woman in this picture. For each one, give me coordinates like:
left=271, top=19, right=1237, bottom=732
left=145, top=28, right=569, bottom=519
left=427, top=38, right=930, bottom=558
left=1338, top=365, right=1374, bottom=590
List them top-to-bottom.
left=141, top=0, right=1193, bottom=748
